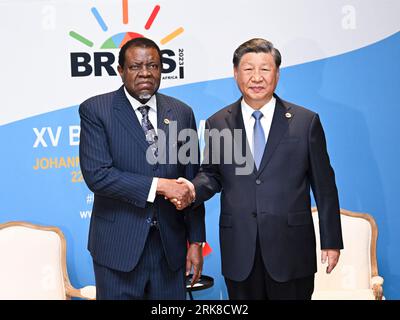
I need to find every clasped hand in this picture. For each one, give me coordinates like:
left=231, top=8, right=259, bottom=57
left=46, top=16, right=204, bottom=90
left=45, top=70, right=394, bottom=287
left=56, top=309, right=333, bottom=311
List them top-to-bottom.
left=157, top=177, right=195, bottom=210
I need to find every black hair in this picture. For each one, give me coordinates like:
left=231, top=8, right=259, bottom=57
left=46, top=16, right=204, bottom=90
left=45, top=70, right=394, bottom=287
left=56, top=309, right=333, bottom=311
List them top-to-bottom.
left=118, top=37, right=162, bottom=67
left=233, top=38, right=281, bottom=68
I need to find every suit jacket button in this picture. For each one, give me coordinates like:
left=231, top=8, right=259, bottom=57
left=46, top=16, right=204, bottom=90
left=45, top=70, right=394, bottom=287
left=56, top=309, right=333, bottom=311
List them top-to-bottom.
left=255, top=179, right=262, bottom=185
left=252, top=212, right=257, bottom=217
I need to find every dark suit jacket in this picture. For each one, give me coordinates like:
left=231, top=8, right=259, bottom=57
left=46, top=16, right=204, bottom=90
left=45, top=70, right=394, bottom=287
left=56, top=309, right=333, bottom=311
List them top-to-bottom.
left=79, top=86, right=205, bottom=273
left=193, top=94, right=343, bottom=282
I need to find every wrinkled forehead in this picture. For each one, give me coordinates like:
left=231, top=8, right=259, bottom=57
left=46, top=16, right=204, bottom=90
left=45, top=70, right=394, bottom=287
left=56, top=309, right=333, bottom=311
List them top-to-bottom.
left=125, top=46, right=161, bottom=63
left=237, top=52, right=277, bottom=67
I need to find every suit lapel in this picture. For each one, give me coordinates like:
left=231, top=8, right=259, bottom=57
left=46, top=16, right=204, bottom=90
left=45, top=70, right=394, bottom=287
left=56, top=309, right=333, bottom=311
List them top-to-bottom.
left=113, top=86, right=149, bottom=153
left=155, top=93, right=172, bottom=167
left=156, top=93, right=172, bottom=143
left=256, top=95, right=292, bottom=176
left=225, top=99, right=255, bottom=174
left=225, top=99, right=244, bottom=131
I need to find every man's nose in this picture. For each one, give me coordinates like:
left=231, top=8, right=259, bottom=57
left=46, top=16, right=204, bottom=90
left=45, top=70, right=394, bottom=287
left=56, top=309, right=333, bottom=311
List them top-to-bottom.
left=138, top=65, right=152, bottom=76
left=251, top=69, right=263, bottom=81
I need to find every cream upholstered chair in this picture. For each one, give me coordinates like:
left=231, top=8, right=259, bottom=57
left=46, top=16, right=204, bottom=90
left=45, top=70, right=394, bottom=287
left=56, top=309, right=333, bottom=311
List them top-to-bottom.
left=311, top=208, right=384, bottom=300
left=0, top=221, right=96, bottom=300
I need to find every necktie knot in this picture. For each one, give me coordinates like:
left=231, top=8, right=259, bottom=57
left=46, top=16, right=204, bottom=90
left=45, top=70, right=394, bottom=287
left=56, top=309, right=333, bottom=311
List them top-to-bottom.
left=138, top=105, right=150, bottom=117
left=252, top=110, right=264, bottom=121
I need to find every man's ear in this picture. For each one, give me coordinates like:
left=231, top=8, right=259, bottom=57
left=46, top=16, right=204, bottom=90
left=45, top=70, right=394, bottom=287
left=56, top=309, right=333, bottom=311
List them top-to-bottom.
left=117, top=65, right=124, bottom=80
left=233, top=67, right=238, bottom=81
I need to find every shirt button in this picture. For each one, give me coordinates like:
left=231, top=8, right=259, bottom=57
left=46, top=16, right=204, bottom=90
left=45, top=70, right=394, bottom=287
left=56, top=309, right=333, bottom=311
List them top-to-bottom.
left=146, top=217, right=152, bottom=224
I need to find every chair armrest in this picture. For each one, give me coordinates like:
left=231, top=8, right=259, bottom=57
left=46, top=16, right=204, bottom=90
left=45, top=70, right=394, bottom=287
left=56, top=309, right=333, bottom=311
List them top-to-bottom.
left=371, top=276, right=384, bottom=300
left=371, top=276, right=384, bottom=286
left=66, top=284, right=96, bottom=300
left=79, top=285, right=96, bottom=300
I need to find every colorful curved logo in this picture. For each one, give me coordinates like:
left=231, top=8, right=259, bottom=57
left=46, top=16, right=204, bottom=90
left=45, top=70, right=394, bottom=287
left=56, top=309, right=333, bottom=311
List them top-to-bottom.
left=68, top=1, right=186, bottom=78
left=69, top=2, right=184, bottom=49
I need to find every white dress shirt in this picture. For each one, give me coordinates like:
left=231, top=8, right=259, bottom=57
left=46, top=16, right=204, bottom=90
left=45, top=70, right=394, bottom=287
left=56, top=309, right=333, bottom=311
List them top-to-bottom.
left=123, top=87, right=158, bottom=203
left=241, top=97, right=276, bottom=158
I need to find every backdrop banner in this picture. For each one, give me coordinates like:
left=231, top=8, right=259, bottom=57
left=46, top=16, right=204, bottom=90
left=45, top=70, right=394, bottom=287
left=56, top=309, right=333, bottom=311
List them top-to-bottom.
left=1, top=0, right=399, bottom=299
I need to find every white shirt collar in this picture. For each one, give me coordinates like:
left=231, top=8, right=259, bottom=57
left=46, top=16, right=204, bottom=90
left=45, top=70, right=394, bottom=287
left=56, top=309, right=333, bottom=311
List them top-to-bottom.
left=123, top=87, right=157, bottom=112
left=241, top=96, right=276, bottom=120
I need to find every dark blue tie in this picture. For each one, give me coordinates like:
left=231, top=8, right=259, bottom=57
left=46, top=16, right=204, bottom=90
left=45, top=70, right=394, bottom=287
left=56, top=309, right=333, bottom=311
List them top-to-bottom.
left=138, top=105, right=158, bottom=158
left=252, top=110, right=266, bottom=170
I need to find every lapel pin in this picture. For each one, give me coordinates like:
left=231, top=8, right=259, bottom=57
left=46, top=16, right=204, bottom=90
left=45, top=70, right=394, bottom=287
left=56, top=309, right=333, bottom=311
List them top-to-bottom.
left=285, top=112, right=292, bottom=119
left=164, top=118, right=170, bottom=125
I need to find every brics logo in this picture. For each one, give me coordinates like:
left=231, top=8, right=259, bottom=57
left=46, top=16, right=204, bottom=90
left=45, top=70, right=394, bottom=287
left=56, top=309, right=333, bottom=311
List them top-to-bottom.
left=69, top=2, right=184, bottom=79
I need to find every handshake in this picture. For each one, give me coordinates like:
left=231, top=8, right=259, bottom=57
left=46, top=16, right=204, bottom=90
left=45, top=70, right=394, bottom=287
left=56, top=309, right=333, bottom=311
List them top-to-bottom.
left=157, top=177, right=195, bottom=210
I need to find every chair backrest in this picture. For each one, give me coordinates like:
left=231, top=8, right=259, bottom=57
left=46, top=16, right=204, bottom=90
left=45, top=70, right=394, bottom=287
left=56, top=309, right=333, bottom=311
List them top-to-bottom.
left=312, top=208, right=378, bottom=291
left=0, top=222, right=68, bottom=299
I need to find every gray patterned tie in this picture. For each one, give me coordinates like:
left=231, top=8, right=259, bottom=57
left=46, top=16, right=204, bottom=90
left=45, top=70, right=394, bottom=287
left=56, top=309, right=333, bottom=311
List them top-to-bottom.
left=138, top=105, right=158, bottom=158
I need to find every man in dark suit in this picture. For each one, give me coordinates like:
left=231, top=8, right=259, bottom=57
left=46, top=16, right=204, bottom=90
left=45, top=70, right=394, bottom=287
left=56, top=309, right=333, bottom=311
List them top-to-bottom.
left=79, top=37, right=205, bottom=300
left=176, top=38, right=343, bottom=299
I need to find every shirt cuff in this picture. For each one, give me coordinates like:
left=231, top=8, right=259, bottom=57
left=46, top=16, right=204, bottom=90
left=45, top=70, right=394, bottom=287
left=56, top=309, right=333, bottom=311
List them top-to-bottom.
left=147, top=177, right=159, bottom=203
left=190, top=242, right=205, bottom=246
